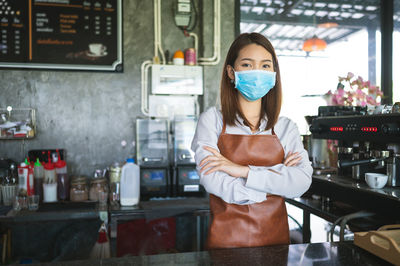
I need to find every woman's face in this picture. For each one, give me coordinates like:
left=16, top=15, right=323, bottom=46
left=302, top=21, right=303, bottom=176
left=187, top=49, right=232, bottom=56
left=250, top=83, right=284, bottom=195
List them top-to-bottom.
left=227, top=43, right=274, bottom=80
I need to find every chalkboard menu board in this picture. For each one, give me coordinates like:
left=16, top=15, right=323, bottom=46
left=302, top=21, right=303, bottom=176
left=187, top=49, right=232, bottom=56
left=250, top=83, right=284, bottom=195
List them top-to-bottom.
left=0, top=0, right=122, bottom=72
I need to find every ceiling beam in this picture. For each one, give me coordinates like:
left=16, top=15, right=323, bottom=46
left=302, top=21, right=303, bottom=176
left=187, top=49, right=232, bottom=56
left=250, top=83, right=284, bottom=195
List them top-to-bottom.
left=241, top=0, right=380, bottom=8
left=280, top=0, right=304, bottom=16
left=240, top=5, right=379, bottom=16
left=241, top=13, right=378, bottom=29
left=325, top=28, right=360, bottom=44
left=267, top=36, right=307, bottom=42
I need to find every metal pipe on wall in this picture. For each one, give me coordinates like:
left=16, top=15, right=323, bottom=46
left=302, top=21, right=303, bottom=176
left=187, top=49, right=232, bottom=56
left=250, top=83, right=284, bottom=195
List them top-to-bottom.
left=142, top=0, right=221, bottom=115
left=153, top=0, right=159, bottom=58
left=157, top=0, right=166, bottom=64
left=198, top=0, right=220, bottom=65
left=141, top=60, right=152, bottom=115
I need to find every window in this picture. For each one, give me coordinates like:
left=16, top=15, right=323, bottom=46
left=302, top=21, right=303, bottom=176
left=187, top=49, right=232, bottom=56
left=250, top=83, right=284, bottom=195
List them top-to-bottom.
left=240, top=0, right=381, bottom=134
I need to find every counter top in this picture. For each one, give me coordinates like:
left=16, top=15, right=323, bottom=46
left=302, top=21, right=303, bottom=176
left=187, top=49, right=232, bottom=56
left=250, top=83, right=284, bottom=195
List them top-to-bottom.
left=2, top=173, right=399, bottom=224
left=310, top=174, right=400, bottom=218
left=313, top=174, right=400, bottom=200
left=110, top=197, right=210, bottom=220
left=0, top=201, right=101, bottom=223
left=32, top=241, right=391, bottom=265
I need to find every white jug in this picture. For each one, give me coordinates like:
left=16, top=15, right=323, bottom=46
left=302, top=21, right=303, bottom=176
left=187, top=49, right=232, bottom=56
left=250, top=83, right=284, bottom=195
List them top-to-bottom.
left=120, top=158, right=140, bottom=206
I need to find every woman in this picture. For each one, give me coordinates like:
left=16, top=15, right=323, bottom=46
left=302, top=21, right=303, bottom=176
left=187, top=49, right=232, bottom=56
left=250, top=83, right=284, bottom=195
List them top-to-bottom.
left=191, top=32, right=313, bottom=249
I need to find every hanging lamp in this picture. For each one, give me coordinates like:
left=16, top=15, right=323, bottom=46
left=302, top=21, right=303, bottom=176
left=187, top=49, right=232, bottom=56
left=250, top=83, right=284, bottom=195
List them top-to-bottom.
left=302, top=0, right=327, bottom=52
left=302, top=35, right=327, bottom=52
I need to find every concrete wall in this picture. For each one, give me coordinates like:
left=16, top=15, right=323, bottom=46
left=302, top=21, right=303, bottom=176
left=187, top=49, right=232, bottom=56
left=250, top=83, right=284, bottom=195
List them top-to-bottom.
left=0, top=0, right=236, bottom=176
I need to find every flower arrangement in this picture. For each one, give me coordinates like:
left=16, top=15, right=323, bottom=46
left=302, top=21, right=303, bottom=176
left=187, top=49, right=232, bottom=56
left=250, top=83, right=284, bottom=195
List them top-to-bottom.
left=325, top=72, right=383, bottom=106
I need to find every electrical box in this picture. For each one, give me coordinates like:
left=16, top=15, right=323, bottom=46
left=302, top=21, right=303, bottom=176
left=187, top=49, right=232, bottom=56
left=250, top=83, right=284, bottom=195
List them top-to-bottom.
left=174, top=0, right=191, bottom=27
left=151, top=65, right=203, bottom=95
left=149, top=95, right=198, bottom=117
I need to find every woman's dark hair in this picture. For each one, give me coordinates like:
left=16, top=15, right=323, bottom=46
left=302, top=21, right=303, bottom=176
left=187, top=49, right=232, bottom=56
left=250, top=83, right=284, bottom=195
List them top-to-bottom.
left=220, top=32, right=282, bottom=130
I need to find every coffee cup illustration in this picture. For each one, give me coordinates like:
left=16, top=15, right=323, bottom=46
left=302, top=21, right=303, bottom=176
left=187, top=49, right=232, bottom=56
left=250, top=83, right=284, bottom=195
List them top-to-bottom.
left=88, top=43, right=107, bottom=56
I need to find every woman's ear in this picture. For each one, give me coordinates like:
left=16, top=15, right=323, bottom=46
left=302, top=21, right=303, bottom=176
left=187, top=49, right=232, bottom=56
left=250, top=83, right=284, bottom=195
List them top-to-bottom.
left=226, top=65, right=235, bottom=81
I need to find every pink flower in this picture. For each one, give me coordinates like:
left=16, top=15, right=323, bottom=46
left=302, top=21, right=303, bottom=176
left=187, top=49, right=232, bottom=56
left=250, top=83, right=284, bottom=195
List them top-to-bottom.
left=347, top=72, right=354, bottom=80
left=325, top=73, right=382, bottom=107
left=337, top=88, right=345, bottom=97
left=355, top=89, right=364, bottom=97
left=366, top=95, right=376, bottom=105
left=347, top=96, right=353, bottom=102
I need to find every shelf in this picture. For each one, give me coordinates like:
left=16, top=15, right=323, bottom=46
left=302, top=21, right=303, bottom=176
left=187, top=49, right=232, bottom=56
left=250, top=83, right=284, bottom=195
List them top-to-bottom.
left=0, top=107, right=36, bottom=140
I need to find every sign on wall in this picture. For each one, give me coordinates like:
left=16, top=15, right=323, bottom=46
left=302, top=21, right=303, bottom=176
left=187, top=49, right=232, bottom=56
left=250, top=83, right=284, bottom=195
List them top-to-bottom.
left=0, top=0, right=123, bottom=72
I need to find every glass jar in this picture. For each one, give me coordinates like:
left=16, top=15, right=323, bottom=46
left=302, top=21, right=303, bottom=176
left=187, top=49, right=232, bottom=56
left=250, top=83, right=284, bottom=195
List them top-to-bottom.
left=70, top=177, right=89, bottom=202
left=89, top=178, right=109, bottom=201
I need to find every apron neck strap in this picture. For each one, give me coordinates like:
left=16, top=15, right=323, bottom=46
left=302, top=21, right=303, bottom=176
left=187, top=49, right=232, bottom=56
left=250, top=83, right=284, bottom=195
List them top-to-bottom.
left=222, top=116, right=275, bottom=135
left=221, top=119, right=227, bottom=134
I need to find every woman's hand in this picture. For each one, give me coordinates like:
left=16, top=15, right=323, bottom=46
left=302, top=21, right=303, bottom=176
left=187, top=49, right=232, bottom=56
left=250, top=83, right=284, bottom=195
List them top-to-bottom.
left=199, top=146, right=250, bottom=178
left=284, top=151, right=302, bottom=167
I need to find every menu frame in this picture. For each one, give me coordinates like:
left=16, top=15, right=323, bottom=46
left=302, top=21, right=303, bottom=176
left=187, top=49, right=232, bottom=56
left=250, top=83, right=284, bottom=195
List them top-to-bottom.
left=0, top=0, right=123, bottom=72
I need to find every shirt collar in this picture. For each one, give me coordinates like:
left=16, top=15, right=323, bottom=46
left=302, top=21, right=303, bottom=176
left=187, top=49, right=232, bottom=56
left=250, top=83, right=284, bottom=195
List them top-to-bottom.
left=235, top=113, right=268, bottom=132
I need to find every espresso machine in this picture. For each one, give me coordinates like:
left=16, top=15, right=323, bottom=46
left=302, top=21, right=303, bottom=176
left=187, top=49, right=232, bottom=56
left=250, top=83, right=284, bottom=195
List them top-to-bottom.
left=310, top=106, right=400, bottom=186
left=172, top=116, right=204, bottom=196
left=136, top=117, right=170, bottom=198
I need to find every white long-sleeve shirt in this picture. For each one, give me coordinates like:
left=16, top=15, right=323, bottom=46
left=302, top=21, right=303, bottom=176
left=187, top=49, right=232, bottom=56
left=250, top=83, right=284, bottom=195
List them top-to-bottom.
left=191, top=107, right=313, bottom=205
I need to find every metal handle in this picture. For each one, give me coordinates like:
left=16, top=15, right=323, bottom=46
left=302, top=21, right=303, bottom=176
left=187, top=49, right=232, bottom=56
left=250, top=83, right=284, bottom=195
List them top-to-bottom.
left=179, top=153, right=193, bottom=160
left=143, top=157, right=163, bottom=162
left=338, top=158, right=385, bottom=168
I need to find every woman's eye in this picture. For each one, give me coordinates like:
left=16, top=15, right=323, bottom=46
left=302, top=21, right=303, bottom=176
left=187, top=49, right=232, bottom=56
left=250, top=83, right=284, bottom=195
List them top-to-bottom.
left=241, top=63, right=251, bottom=67
left=263, top=64, right=271, bottom=69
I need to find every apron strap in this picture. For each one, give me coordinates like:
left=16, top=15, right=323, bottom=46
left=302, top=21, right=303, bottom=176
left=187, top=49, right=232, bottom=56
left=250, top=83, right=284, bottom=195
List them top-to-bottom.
left=221, top=119, right=227, bottom=134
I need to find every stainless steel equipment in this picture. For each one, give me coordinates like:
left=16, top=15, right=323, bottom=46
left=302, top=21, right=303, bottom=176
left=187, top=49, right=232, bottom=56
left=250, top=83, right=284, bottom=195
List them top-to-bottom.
left=310, top=108, right=400, bottom=185
left=172, top=116, right=204, bottom=196
left=136, top=118, right=170, bottom=197
left=387, top=153, right=400, bottom=186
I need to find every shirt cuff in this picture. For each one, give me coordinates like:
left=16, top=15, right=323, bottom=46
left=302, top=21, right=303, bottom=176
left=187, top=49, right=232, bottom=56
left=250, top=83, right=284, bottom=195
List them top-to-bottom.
left=245, top=166, right=270, bottom=192
left=242, top=174, right=268, bottom=202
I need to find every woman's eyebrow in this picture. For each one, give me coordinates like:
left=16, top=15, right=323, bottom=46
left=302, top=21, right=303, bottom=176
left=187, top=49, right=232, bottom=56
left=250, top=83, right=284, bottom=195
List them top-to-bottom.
left=240, top=58, right=272, bottom=62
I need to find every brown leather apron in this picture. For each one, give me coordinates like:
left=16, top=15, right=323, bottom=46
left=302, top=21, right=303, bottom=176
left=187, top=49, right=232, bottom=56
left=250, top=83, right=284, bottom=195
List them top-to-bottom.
left=207, top=121, right=290, bottom=249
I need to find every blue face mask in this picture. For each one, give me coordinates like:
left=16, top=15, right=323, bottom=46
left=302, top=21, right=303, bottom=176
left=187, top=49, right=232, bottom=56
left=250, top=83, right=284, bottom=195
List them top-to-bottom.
left=234, top=70, right=276, bottom=101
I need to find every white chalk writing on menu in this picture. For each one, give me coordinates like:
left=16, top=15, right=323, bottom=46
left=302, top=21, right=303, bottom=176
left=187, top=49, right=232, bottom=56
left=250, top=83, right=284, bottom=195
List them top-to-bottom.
left=0, top=0, right=122, bottom=71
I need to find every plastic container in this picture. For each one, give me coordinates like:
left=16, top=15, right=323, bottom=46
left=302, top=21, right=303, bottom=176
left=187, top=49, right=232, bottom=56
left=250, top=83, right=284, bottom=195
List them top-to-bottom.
left=173, top=50, right=184, bottom=65
left=55, top=157, right=69, bottom=201
left=34, top=158, right=44, bottom=202
left=120, top=158, right=140, bottom=206
left=26, top=159, right=35, bottom=196
left=17, top=161, right=29, bottom=196
left=44, top=161, right=56, bottom=184
left=43, top=183, right=57, bottom=203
